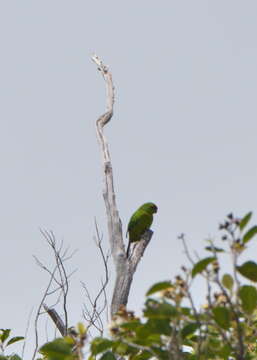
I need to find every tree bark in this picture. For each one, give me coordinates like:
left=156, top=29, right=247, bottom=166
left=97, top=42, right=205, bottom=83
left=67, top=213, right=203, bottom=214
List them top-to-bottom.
left=92, top=55, right=154, bottom=317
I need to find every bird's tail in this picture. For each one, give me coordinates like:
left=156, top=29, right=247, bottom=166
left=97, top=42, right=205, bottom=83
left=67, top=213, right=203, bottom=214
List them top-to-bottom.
left=126, top=240, right=131, bottom=258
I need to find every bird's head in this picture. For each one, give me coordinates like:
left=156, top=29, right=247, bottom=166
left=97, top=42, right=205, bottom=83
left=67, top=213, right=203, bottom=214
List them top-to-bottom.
left=139, top=202, right=158, bottom=214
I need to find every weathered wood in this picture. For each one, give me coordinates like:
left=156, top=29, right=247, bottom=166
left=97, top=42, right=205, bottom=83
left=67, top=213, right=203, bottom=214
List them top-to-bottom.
left=92, top=55, right=154, bottom=317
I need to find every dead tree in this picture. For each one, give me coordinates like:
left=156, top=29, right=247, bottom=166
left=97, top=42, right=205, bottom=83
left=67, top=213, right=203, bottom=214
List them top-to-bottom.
left=92, top=55, right=154, bottom=317
left=38, top=57, right=155, bottom=342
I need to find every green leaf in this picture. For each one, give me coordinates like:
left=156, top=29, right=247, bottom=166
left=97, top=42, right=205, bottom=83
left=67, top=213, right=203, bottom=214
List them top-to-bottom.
left=240, top=212, right=252, bottom=231
left=243, top=226, right=257, bottom=244
left=205, top=246, right=224, bottom=253
left=192, top=257, right=215, bottom=278
left=236, top=261, right=257, bottom=282
left=222, top=274, right=234, bottom=291
left=146, top=281, right=172, bottom=296
left=239, top=285, right=257, bottom=314
left=144, top=299, right=178, bottom=319
left=181, top=307, right=191, bottom=316
left=212, top=307, right=230, bottom=330
left=120, top=319, right=141, bottom=331
left=136, top=319, right=171, bottom=338
left=77, top=322, right=86, bottom=336
left=181, top=323, right=199, bottom=338
left=0, top=329, right=11, bottom=343
left=147, top=334, right=163, bottom=344
left=6, top=336, right=24, bottom=347
left=63, top=336, right=75, bottom=346
left=39, top=338, right=73, bottom=360
left=91, top=338, right=113, bottom=355
left=112, top=342, right=129, bottom=355
left=218, top=344, right=232, bottom=358
left=150, top=347, right=169, bottom=360
left=99, top=352, right=116, bottom=360
left=133, top=352, right=152, bottom=360
left=9, top=355, right=22, bottom=360
left=88, top=356, right=95, bottom=360
left=183, top=356, right=197, bottom=360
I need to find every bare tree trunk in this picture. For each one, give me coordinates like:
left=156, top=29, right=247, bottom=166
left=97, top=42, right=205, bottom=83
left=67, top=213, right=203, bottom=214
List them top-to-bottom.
left=92, top=55, right=153, bottom=317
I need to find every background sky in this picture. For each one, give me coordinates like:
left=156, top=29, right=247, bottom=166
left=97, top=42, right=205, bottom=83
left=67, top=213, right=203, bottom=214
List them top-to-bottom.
left=1, top=0, right=257, bottom=357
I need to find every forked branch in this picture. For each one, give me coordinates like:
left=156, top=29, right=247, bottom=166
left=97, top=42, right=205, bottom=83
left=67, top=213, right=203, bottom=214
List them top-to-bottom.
left=92, top=55, right=153, bottom=316
left=32, top=231, right=76, bottom=360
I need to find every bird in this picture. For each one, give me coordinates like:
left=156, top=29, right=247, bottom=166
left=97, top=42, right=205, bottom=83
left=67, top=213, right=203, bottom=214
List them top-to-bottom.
left=126, top=202, right=158, bottom=258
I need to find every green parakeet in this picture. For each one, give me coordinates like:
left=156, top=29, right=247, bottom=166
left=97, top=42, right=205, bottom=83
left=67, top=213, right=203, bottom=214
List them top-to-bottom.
left=126, top=202, right=158, bottom=258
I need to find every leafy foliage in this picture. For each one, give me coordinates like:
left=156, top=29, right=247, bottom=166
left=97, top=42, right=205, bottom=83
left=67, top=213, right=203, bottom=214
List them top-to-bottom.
left=239, top=211, right=252, bottom=230
left=4, top=212, right=257, bottom=360
left=85, top=212, right=257, bottom=360
left=243, top=225, right=257, bottom=244
left=191, top=257, right=215, bottom=278
left=236, top=261, right=257, bottom=282
left=222, top=273, right=234, bottom=291
left=146, top=281, right=172, bottom=296
left=238, top=285, right=257, bottom=314
left=212, top=306, right=231, bottom=330
left=0, top=329, right=24, bottom=360
left=39, top=338, right=75, bottom=360
left=0, top=356, right=22, bottom=360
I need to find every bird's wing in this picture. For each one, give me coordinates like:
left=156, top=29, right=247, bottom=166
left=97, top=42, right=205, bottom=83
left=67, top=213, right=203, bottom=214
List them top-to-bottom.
left=127, top=211, right=153, bottom=242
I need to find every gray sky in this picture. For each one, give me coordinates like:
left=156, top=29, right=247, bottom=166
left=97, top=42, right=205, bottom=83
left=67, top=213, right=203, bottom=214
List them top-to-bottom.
left=1, top=0, right=257, bottom=357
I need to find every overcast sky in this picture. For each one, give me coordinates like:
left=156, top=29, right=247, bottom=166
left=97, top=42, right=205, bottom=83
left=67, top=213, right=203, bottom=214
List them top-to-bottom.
left=1, top=0, right=257, bottom=357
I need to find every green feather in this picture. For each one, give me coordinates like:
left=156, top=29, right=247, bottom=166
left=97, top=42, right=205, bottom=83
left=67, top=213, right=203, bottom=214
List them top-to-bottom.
left=126, top=202, right=157, bottom=257
left=127, top=211, right=153, bottom=242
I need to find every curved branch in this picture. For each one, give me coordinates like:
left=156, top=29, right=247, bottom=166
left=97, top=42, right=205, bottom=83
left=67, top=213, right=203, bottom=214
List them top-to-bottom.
left=92, top=54, right=124, bottom=261
left=92, top=55, right=154, bottom=317
left=43, top=304, right=66, bottom=336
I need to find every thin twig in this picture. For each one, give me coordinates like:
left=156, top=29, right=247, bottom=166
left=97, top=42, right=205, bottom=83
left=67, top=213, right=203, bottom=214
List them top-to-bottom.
left=82, top=222, right=110, bottom=335
left=33, top=230, right=75, bottom=359
left=179, top=234, right=195, bottom=265
left=32, top=263, right=59, bottom=360
left=21, top=307, right=33, bottom=359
